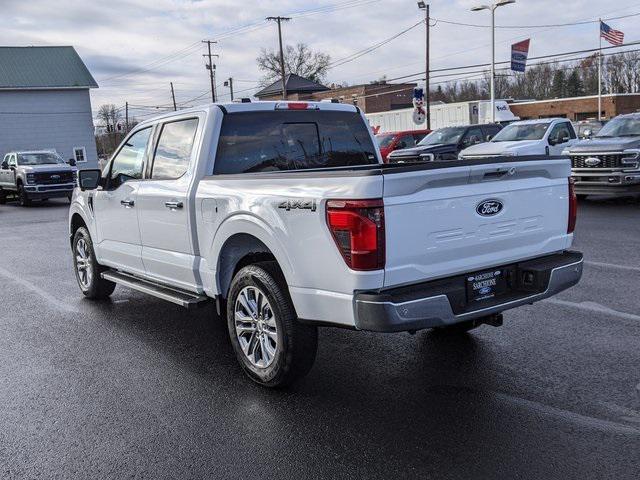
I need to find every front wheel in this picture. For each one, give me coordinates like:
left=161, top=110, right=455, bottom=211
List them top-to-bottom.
left=17, top=184, right=31, bottom=207
left=72, top=227, right=115, bottom=299
left=226, top=262, right=318, bottom=387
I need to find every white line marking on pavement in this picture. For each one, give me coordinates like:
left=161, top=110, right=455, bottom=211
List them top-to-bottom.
left=585, top=260, right=640, bottom=273
left=0, top=265, right=78, bottom=313
left=544, top=298, right=640, bottom=322
left=493, top=391, right=640, bottom=435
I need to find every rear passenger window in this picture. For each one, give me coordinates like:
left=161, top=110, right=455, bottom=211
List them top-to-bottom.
left=213, top=110, right=377, bottom=174
left=151, top=118, right=199, bottom=180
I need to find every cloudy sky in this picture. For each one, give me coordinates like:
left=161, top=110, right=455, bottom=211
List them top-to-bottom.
left=2, top=0, right=639, bottom=120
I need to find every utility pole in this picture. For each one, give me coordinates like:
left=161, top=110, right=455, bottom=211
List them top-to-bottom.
left=418, top=2, right=430, bottom=129
left=266, top=16, right=291, bottom=99
left=202, top=40, right=219, bottom=102
left=224, top=78, right=234, bottom=101
left=170, top=82, right=177, bottom=111
left=125, top=102, right=129, bottom=132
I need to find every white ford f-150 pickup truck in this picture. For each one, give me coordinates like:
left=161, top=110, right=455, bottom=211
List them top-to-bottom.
left=70, top=101, right=583, bottom=387
left=459, top=118, right=578, bottom=160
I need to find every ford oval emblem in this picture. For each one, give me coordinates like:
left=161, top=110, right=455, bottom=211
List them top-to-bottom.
left=584, top=157, right=601, bottom=167
left=476, top=199, right=503, bottom=217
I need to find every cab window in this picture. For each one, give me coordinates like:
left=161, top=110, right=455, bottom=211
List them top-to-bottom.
left=151, top=118, right=199, bottom=180
left=548, top=123, right=573, bottom=144
left=108, top=127, right=152, bottom=189
left=461, top=128, right=483, bottom=147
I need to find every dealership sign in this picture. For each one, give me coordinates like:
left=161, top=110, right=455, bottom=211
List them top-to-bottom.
left=511, top=39, right=530, bottom=72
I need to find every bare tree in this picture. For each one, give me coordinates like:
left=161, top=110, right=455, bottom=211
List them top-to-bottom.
left=257, top=43, right=331, bottom=85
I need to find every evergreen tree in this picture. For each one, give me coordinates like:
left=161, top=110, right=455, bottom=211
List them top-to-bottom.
left=566, top=69, right=585, bottom=97
left=550, top=70, right=566, bottom=98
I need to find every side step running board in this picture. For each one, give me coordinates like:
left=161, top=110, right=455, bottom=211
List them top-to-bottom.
left=101, top=270, right=209, bottom=309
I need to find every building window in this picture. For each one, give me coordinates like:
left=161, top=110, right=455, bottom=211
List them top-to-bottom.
left=73, top=147, right=86, bottom=163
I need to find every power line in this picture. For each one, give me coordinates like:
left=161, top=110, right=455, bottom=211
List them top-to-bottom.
left=432, top=11, right=640, bottom=29
left=328, top=19, right=424, bottom=69
left=385, top=39, right=640, bottom=82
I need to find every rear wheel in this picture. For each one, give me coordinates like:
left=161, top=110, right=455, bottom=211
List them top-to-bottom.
left=17, top=184, right=30, bottom=207
left=72, top=227, right=115, bottom=299
left=226, top=262, right=318, bottom=387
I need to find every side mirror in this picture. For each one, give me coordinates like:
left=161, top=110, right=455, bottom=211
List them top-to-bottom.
left=583, top=129, right=592, bottom=139
left=486, top=134, right=494, bottom=141
left=548, top=137, right=557, bottom=146
left=68, top=158, right=77, bottom=167
left=0, top=161, right=7, bottom=170
left=78, top=169, right=102, bottom=190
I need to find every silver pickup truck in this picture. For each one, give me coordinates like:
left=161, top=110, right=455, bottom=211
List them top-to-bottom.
left=0, top=151, right=77, bottom=206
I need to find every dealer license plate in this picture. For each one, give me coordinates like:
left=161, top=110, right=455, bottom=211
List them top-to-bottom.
left=466, top=269, right=507, bottom=303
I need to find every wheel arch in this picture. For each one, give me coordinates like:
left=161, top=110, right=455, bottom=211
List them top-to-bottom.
left=216, top=232, right=286, bottom=300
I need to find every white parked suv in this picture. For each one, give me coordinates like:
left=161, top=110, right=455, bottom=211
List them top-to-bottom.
left=69, top=101, right=583, bottom=387
left=459, top=118, right=578, bottom=159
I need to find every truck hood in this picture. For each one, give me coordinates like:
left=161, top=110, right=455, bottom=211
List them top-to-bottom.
left=568, top=136, right=640, bottom=153
left=461, top=140, right=542, bottom=156
left=388, top=143, right=457, bottom=159
left=19, top=164, right=76, bottom=173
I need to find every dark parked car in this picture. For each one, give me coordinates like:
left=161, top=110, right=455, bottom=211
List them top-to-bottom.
left=386, top=124, right=502, bottom=163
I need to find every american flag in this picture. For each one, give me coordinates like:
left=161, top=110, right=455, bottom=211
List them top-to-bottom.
left=600, top=21, right=624, bottom=46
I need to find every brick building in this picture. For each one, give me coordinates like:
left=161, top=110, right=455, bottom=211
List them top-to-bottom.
left=255, top=74, right=416, bottom=113
left=509, top=93, right=640, bottom=121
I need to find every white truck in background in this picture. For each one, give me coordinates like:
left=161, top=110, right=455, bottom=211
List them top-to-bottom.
left=70, top=100, right=582, bottom=387
left=366, top=100, right=520, bottom=134
left=459, top=118, right=579, bottom=159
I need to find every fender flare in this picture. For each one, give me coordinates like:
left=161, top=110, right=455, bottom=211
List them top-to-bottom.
left=207, top=213, right=296, bottom=296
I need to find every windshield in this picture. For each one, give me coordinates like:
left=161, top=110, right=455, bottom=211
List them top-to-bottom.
left=596, top=116, right=640, bottom=137
left=491, top=123, right=550, bottom=142
left=418, top=127, right=466, bottom=146
left=376, top=133, right=396, bottom=148
left=17, top=153, right=64, bottom=165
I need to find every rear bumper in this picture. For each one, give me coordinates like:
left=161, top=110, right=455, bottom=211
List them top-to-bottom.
left=354, top=251, right=583, bottom=332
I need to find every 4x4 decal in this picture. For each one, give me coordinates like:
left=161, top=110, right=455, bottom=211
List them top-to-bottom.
left=278, top=199, right=317, bottom=212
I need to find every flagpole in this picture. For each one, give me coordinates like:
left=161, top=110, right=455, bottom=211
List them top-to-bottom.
left=598, top=18, right=602, bottom=121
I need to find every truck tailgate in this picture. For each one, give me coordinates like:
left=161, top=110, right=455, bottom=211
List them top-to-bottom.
left=382, top=159, right=572, bottom=288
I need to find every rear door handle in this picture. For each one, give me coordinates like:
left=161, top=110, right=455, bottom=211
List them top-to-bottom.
left=120, top=199, right=135, bottom=208
left=164, top=201, right=183, bottom=209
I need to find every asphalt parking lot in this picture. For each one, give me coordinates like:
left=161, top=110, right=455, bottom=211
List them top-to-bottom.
left=1, top=197, right=639, bottom=479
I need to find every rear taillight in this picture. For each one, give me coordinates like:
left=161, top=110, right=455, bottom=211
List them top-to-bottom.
left=568, top=177, right=577, bottom=234
left=326, top=199, right=385, bottom=271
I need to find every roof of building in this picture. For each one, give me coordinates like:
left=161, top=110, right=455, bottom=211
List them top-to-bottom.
left=0, top=46, right=98, bottom=90
left=255, top=73, right=329, bottom=98
left=510, top=92, right=640, bottom=105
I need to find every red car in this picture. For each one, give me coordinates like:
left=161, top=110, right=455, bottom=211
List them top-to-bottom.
left=375, top=129, right=431, bottom=162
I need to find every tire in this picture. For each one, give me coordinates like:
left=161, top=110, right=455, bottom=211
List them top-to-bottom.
left=17, top=183, right=31, bottom=207
left=0, top=189, right=6, bottom=205
left=72, top=227, right=116, bottom=299
left=226, top=261, right=318, bottom=387
left=434, top=319, right=480, bottom=334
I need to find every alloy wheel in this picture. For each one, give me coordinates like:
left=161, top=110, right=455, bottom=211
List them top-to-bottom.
left=75, top=238, right=93, bottom=289
left=234, top=286, right=278, bottom=368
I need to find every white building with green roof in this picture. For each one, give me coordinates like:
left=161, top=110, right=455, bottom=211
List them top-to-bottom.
left=0, top=46, right=98, bottom=167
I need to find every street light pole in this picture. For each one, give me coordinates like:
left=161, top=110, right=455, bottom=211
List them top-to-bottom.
left=471, top=0, right=515, bottom=124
